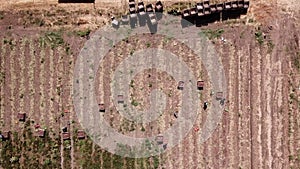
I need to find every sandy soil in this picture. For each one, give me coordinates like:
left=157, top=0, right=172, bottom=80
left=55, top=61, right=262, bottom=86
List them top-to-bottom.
left=0, top=0, right=299, bottom=168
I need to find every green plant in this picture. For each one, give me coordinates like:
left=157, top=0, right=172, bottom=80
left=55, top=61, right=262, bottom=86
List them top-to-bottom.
left=0, top=13, right=3, bottom=20
left=33, top=18, right=45, bottom=27
left=248, top=18, right=254, bottom=23
left=76, top=29, right=91, bottom=37
left=201, top=29, right=224, bottom=40
left=240, top=30, right=245, bottom=38
left=44, top=31, right=64, bottom=49
left=255, top=31, right=264, bottom=45
left=163, top=36, right=171, bottom=45
left=39, top=37, right=46, bottom=48
left=123, top=37, right=129, bottom=43
left=3, top=38, right=13, bottom=45
left=267, top=41, right=275, bottom=53
left=146, top=42, right=151, bottom=48
left=65, top=46, right=70, bottom=55
left=130, top=49, right=134, bottom=55
left=293, top=51, right=300, bottom=72
left=0, top=72, right=5, bottom=84
left=130, top=80, right=134, bottom=88
left=56, top=87, right=61, bottom=96
left=168, top=91, right=172, bottom=97
left=290, top=93, right=296, bottom=101
left=131, top=99, right=139, bottom=106
left=289, top=155, right=294, bottom=161
left=10, top=156, right=19, bottom=163
left=153, top=156, right=160, bottom=168
left=44, top=158, right=51, bottom=165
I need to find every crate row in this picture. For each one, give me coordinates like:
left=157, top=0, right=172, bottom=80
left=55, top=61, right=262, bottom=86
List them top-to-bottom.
left=182, top=0, right=249, bottom=18
left=112, top=1, right=164, bottom=28
left=98, top=80, right=224, bottom=112
left=0, top=112, right=86, bottom=141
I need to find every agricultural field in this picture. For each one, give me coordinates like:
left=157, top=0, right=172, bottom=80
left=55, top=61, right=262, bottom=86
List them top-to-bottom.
left=0, top=0, right=300, bottom=169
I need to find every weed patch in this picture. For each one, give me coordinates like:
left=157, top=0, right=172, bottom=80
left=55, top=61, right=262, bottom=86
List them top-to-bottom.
left=76, top=29, right=91, bottom=37
left=201, top=29, right=224, bottom=40
left=255, top=30, right=264, bottom=45
left=42, top=31, right=65, bottom=49
left=293, top=51, right=300, bottom=73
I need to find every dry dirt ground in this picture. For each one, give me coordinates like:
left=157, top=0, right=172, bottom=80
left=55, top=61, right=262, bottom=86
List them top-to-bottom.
left=0, top=0, right=300, bottom=169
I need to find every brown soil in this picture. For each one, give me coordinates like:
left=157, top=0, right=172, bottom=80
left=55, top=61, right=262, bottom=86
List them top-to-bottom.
left=0, top=0, right=299, bottom=169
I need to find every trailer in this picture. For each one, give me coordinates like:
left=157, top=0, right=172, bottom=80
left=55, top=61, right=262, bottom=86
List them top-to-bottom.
left=129, top=0, right=138, bottom=28
left=129, top=0, right=136, bottom=13
left=203, top=0, right=210, bottom=8
left=238, top=0, right=245, bottom=8
left=244, top=0, right=249, bottom=9
left=137, top=1, right=147, bottom=26
left=138, top=1, right=146, bottom=16
left=155, top=1, right=163, bottom=13
left=155, top=1, right=164, bottom=20
left=225, top=1, right=232, bottom=10
left=232, top=1, right=238, bottom=9
left=196, top=2, right=204, bottom=11
left=216, top=3, right=224, bottom=11
left=146, top=4, right=157, bottom=25
left=210, top=4, right=217, bottom=13
left=190, top=7, right=197, bottom=17
left=204, top=7, right=211, bottom=15
left=182, top=9, right=191, bottom=20
left=121, top=15, right=129, bottom=25
left=197, top=80, right=204, bottom=90
left=177, top=81, right=184, bottom=90
left=216, top=92, right=223, bottom=100
left=117, top=95, right=124, bottom=104
left=99, top=103, right=105, bottom=112
left=17, top=112, right=26, bottom=122
left=37, top=128, right=46, bottom=138
left=77, top=130, right=86, bottom=139
left=1, top=131, right=10, bottom=141
left=63, top=132, right=70, bottom=140
left=156, top=134, right=164, bottom=144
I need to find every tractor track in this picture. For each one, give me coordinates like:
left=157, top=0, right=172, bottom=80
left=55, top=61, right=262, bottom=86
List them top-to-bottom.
left=3, top=43, right=12, bottom=132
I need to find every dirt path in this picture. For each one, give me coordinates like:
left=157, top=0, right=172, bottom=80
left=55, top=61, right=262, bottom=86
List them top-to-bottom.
left=238, top=30, right=252, bottom=169
left=17, top=39, right=27, bottom=167
left=28, top=39, right=36, bottom=126
left=31, top=39, right=41, bottom=132
left=9, top=40, right=17, bottom=132
left=0, top=41, right=4, bottom=169
left=0, top=42, right=4, bottom=128
left=39, top=42, right=46, bottom=127
left=3, top=43, right=12, bottom=132
left=56, top=47, right=65, bottom=169
left=67, top=50, right=75, bottom=169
